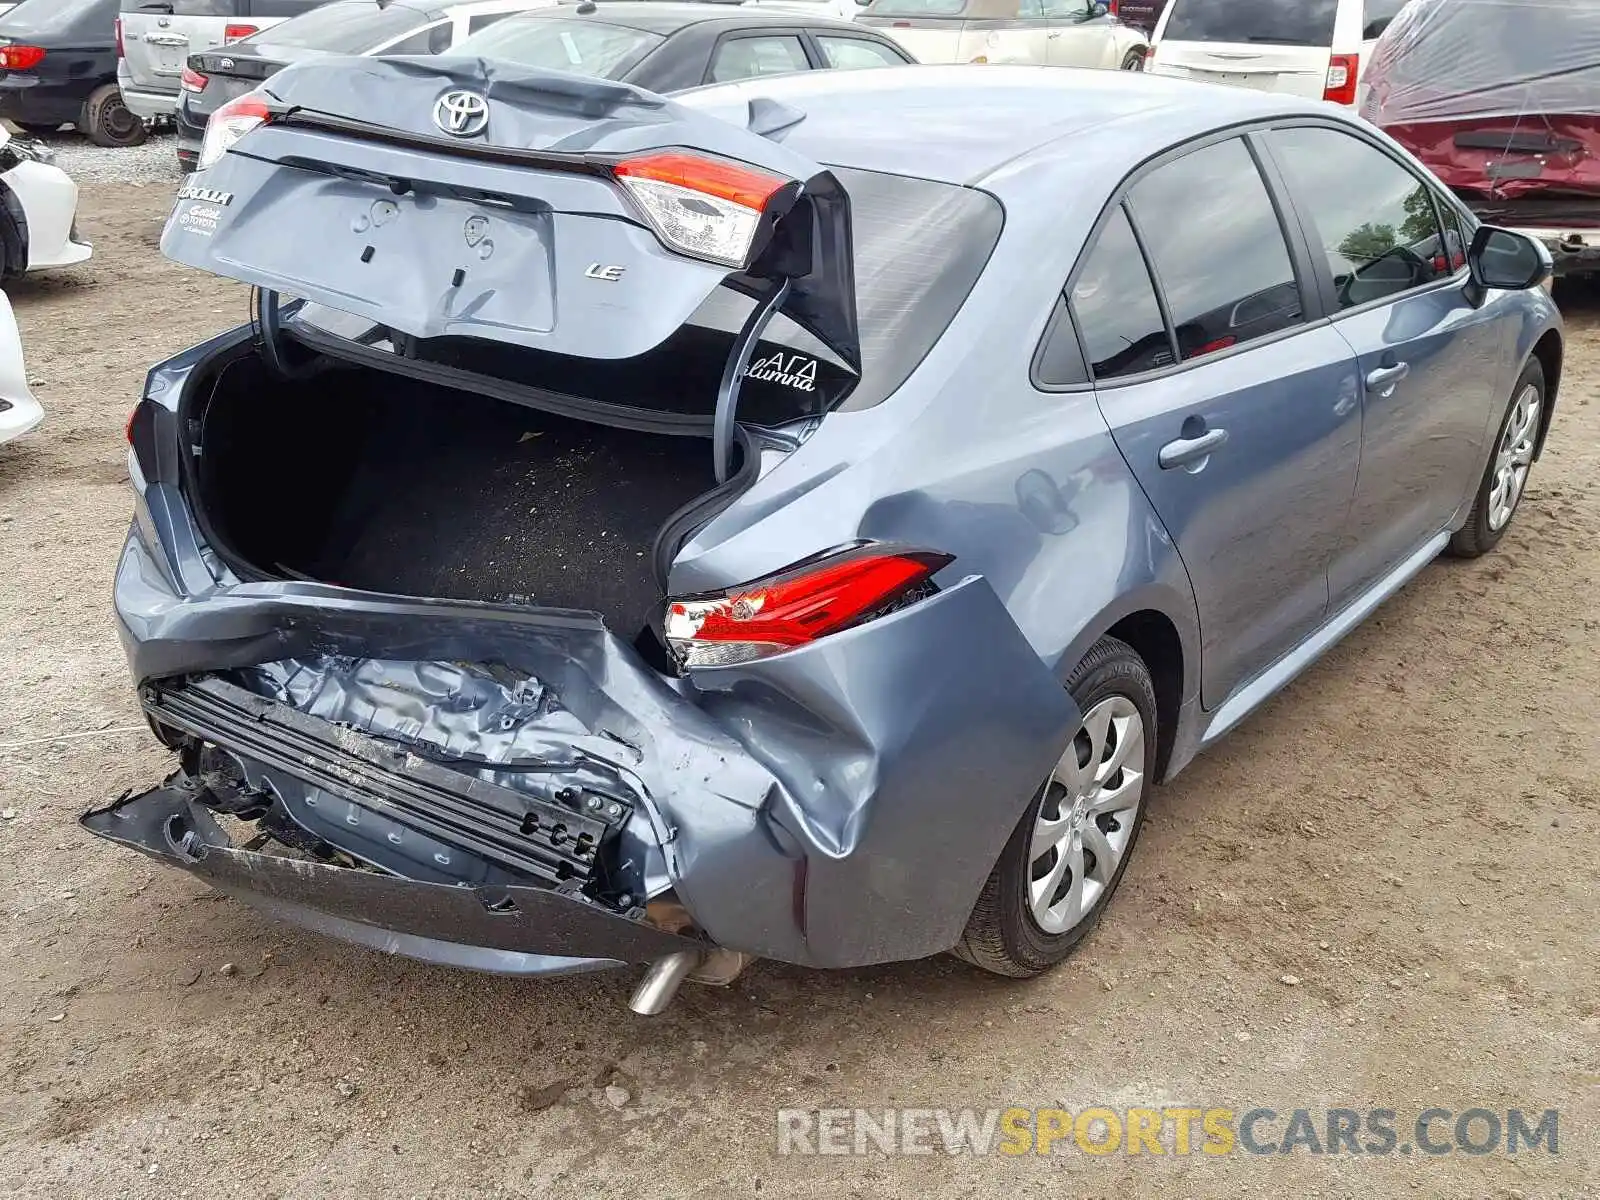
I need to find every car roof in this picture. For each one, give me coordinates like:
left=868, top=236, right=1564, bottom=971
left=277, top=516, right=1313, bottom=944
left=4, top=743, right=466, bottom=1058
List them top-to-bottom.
left=520, top=1, right=873, bottom=33
left=677, top=65, right=1337, bottom=186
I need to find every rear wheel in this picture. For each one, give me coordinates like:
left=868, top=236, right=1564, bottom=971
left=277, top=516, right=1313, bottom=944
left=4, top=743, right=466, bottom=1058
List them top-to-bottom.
left=1121, top=49, right=1147, bottom=71
left=79, top=84, right=147, bottom=148
left=1448, top=357, right=1544, bottom=558
left=953, top=636, right=1156, bottom=977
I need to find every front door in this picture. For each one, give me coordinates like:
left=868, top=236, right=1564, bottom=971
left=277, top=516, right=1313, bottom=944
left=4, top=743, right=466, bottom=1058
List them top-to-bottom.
left=1263, top=124, right=1508, bottom=606
left=1079, top=136, right=1362, bottom=707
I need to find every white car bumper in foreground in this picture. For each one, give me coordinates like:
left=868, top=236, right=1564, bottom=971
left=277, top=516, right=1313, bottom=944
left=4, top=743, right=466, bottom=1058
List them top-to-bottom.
left=1, top=141, right=91, bottom=275
left=0, top=290, right=39, bottom=443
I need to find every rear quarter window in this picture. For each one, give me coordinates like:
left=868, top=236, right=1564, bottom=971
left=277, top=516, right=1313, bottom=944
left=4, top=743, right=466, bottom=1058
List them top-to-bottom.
left=1164, top=0, right=1338, bottom=46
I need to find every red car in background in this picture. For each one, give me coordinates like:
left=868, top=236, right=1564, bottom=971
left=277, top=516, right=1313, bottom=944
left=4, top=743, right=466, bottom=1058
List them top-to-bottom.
left=1362, top=0, right=1600, bottom=276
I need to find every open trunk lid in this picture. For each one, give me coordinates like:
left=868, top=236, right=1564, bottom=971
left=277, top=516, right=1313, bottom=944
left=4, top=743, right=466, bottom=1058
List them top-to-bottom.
left=162, top=55, right=861, bottom=372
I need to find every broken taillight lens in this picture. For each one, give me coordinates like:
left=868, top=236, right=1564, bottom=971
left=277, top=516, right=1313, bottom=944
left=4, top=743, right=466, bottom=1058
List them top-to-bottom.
left=198, top=91, right=272, bottom=170
left=613, top=151, right=791, bottom=269
left=663, top=544, right=953, bottom=668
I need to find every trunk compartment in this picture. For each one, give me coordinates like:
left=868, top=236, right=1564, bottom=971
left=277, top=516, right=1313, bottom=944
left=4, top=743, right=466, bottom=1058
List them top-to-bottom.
left=192, top=353, right=747, bottom=638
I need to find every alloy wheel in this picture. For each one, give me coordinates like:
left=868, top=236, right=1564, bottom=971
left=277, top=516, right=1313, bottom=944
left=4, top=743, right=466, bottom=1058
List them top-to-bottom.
left=1488, top=383, right=1540, bottom=532
left=1026, top=695, right=1146, bottom=935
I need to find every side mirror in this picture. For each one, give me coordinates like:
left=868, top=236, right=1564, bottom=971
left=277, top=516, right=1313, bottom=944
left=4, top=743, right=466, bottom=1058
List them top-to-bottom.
left=1468, top=226, right=1552, bottom=295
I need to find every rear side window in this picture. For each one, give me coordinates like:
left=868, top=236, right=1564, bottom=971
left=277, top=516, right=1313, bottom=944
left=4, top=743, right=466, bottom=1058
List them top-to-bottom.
left=1164, top=0, right=1337, bottom=47
left=378, top=20, right=451, bottom=54
left=708, top=35, right=810, bottom=82
left=815, top=36, right=908, bottom=69
left=1267, top=126, right=1449, bottom=309
left=1128, top=138, right=1303, bottom=361
left=1069, top=207, right=1172, bottom=381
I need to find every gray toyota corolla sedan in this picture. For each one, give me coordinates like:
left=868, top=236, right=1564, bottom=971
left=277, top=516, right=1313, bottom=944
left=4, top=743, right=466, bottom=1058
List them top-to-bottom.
left=89, top=61, right=1562, bottom=1012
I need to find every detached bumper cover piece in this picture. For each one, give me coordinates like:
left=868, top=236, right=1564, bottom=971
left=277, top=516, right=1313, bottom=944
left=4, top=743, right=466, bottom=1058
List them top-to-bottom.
left=83, top=784, right=700, bottom=976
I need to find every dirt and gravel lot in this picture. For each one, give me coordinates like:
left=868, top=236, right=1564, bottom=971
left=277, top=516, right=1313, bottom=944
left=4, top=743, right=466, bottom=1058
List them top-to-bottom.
left=0, top=182, right=1596, bottom=1199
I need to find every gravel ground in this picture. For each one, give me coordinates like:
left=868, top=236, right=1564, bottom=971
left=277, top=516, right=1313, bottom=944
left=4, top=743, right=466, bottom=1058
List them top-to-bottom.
left=6, top=125, right=183, bottom=185
left=0, top=184, right=1597, bottom=1199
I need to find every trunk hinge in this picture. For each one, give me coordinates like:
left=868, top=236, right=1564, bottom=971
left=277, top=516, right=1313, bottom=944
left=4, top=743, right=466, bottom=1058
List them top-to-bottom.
left=712, top=278, right=790, bottom=484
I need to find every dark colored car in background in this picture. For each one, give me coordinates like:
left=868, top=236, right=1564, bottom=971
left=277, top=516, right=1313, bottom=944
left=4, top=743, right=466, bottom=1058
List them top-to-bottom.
left=0, top=0, right=144, bottom=145
left=177, top=0, right=541, bottom=170
left=193, top=0, right=915, bottom=167
left=1362, top=0, right=1600, bottom=276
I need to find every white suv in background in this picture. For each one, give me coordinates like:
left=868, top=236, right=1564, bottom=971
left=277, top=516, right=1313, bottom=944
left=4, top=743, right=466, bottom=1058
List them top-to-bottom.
left=1147, top=0, right=1407, bottom=107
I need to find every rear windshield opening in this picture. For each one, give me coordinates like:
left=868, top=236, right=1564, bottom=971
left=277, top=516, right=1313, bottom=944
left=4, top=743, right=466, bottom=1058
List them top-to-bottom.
left=1165, top=0, right=1337, bottom=47
left=285, top=165, right=1002, bottom=422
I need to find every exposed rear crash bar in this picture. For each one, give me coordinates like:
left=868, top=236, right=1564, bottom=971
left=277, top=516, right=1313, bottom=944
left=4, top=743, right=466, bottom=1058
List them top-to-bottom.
left=140, top=675, right=614, bottom=885
left=81, top=784, right=706, bottom=975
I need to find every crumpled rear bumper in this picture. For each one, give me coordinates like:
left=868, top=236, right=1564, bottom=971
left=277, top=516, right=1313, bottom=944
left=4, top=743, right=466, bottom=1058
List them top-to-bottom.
left=103, top=488, right=1079, bottom=972
left=83, top=783, right=700, bottom=976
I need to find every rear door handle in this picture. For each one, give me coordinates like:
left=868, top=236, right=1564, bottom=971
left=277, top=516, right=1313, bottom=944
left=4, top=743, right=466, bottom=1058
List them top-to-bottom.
left=1365, top=362, right=1410, bottom=396
left=1159, top=427, right=1228, bottom=470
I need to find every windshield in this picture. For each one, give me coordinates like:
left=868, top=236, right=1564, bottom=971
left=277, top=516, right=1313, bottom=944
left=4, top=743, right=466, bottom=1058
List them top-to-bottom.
left=1164, top=0, right=1338, bottom=46
left=250, top=1, right=435, bottom=52
left=450, top=15, right=664, bottom=77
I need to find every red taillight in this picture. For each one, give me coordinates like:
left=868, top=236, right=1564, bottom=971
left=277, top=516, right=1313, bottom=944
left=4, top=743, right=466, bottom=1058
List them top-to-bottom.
left=1107, top=0, right=1119, bottom=12
left=114, top=17, right=125, bottom=59
left=223, top=23, right=258, bottom=42
left=0, top=44, right=46, bottom=71
left=1323, top=53, right=1358, bottom=106
left=180, top=65, right=208, bottom=93
left=199, top=91, right=273, bottom=168
left=612, top=151, right=791, bottom=268
left=614, top=152, right=784, bottom=212
left=664, top=544, right=953, bottom=668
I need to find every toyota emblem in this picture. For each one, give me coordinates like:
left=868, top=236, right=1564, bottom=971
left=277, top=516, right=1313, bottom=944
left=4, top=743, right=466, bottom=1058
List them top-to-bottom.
left=433, top=89, right=489, bottom=138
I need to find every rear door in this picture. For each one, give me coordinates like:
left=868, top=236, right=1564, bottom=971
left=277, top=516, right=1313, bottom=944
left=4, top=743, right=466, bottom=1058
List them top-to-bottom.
left=1150, top=0, right=1336, bottom=100
left=1262, top=122, right=1506, bottom=606
left=1076, top=134, right=1362, bottom=707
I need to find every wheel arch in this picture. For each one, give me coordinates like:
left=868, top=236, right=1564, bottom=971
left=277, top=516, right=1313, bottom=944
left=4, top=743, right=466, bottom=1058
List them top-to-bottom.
left=0, top=180, right=28, bottom=281
left=1529, top=328, right=1562, bottom=460
left=1053, top=586, right=1199, bottom=786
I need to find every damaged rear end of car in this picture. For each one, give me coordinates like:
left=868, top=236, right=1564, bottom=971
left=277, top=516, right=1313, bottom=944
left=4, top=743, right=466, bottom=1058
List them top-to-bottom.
left=90, top=55, right=1078, bottom=1009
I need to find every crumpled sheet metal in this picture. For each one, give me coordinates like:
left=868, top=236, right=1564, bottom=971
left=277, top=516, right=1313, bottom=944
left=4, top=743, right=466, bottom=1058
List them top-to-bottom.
left=1362, top=0, right=1600, bottom=126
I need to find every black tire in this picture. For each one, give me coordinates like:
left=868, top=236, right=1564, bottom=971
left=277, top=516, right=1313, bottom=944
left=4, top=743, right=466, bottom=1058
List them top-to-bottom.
left=1121, top=48, right=1147, bottom=71
left=79, top=84, right=147, bottom=148
left=13, top=122, right=60, bottom=136
left=0, top=187, right=26, bottom=283
left=1447, top=357, right=1545, bottom=558
left=953, top=635, right=1157, bottom=978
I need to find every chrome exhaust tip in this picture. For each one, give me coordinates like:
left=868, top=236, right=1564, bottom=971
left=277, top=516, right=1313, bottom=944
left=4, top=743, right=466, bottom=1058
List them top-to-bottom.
left=627, top=950, right=701, bottom=1016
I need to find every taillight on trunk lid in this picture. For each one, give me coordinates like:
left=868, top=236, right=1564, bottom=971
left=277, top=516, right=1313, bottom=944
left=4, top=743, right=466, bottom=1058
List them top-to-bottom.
left=1324, top=53, right=1358, bottom=106
left=180, top=65, right=208, bottom=93
left=199, top=91, right=274, bottom=169
left=612, top=151, right=798, bottom=270
left=664, top=544, right=953, bottom=668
